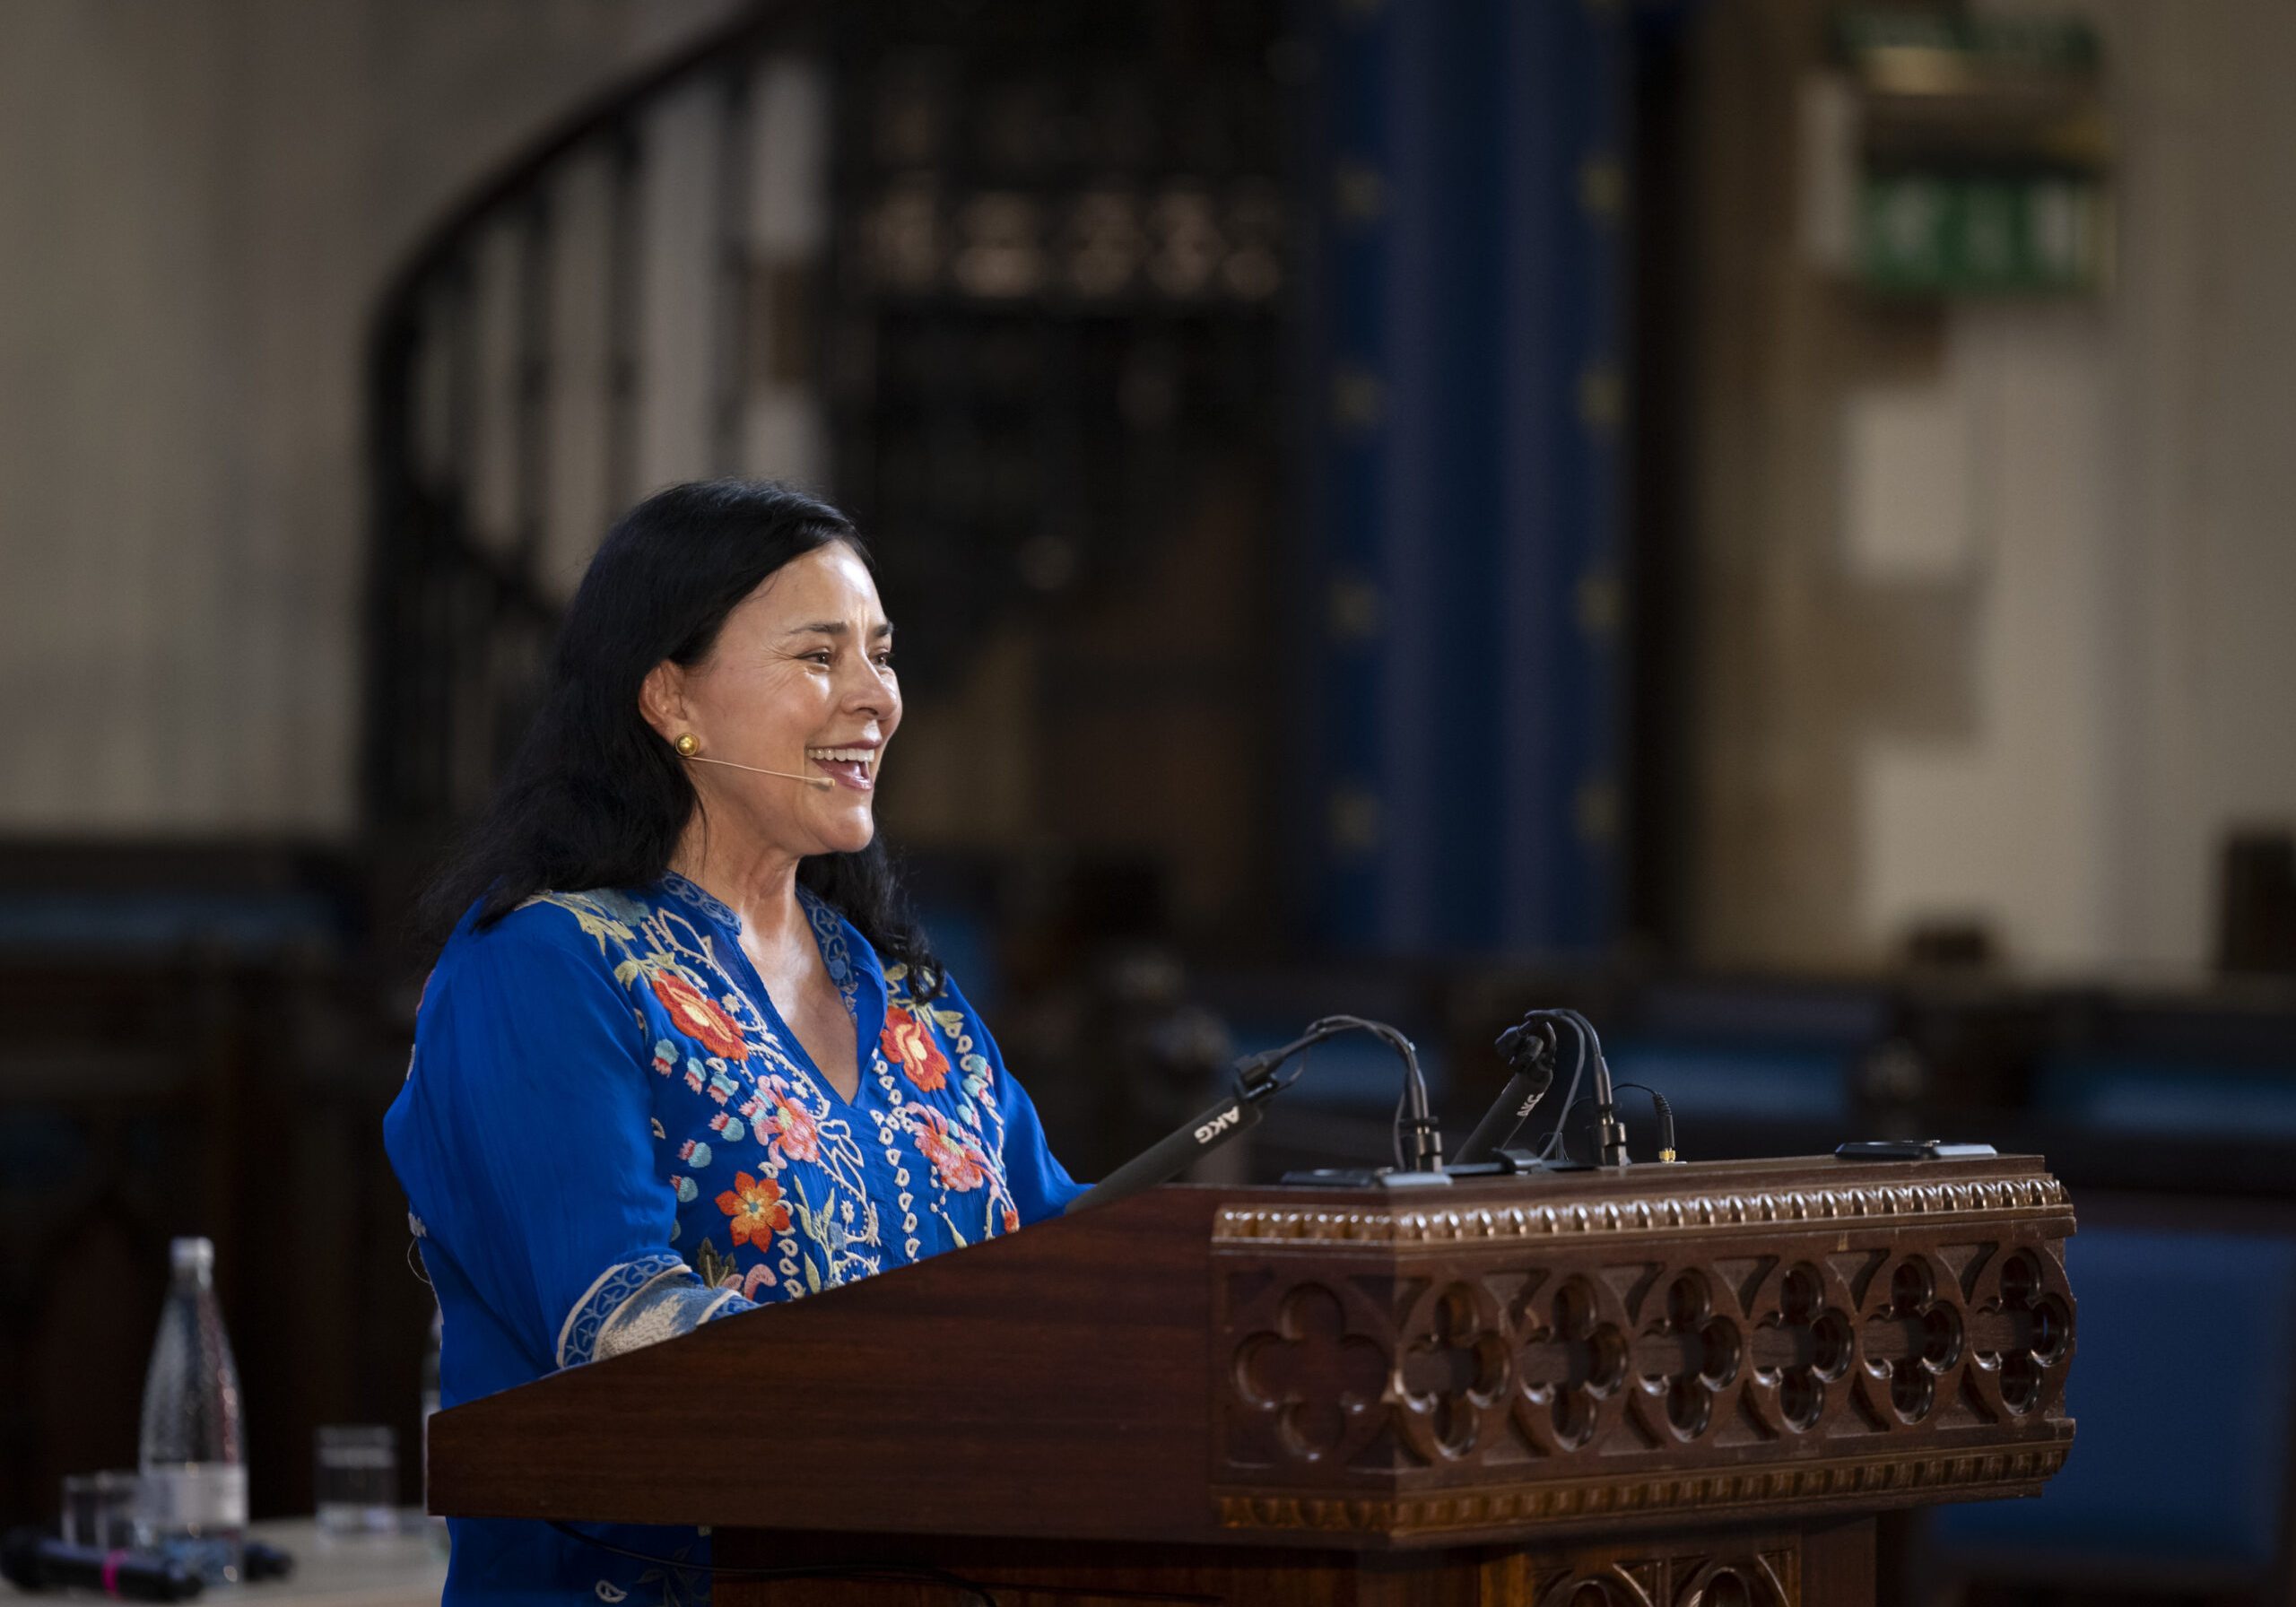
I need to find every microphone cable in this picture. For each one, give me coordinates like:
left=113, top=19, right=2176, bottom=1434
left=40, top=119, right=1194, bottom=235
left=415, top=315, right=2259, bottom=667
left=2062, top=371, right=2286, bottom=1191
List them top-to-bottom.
left=1526, top=1009, right=1595, bottom=1163
left=1065, top=1012, right=1438, bottom=1213
left=1232, top=1013, right=1439, bottom=1173
left=1549, top=1082, right=1680, bottom=1166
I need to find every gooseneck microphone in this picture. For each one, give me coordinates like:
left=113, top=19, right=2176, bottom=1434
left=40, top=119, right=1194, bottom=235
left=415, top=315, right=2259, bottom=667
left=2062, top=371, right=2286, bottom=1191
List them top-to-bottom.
left=681, top=754, right=835, bottom=790
left=1065, top=1014, right=1440, bottom=1214
left=1585, top=1025, right=1630, bottom=1168
left=1063, top=1064, right=1284, bottom=1215
left=1, top=1529, right=204, bottom=1600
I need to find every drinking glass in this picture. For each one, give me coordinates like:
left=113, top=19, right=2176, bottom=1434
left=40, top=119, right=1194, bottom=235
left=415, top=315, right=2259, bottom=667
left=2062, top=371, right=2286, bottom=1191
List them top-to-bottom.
left=313, top=1425, right=399, bottom=1535
left=60, top=1470, right=140, bottom=1549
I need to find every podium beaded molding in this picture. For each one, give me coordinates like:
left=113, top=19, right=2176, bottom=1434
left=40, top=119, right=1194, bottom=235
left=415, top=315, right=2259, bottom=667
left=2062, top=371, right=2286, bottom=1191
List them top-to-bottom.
left=1211, top=1176, right=2070, bottom=1247
left=1214, top=1444, right=2071, bottom=1536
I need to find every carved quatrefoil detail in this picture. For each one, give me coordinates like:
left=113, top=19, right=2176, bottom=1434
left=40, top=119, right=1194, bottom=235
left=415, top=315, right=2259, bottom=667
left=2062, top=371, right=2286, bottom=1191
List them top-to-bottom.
left=1221, top=1235, right=2072, bottom=1470
left=1972, top=1247, right=2074, bottom=1417
left=1858, top=1254, right=1965, bottom=1423
left=1750, top=1261, right=1855, bottom=1433
left=1634, top=1269, right=1744, bottom=1442
left=1389, top=1274, right=1644, bottom=1461
left=1516, top=1274, right=1632, bottom=1452
left=1397, top=1281, right=1512, bottom=1459
left=1235, top=1283, right=1387, bottom=1462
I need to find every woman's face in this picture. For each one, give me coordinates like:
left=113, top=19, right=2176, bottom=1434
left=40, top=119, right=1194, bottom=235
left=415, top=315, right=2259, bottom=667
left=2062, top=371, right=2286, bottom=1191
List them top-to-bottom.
left=646, top=542, right=900, bottom=861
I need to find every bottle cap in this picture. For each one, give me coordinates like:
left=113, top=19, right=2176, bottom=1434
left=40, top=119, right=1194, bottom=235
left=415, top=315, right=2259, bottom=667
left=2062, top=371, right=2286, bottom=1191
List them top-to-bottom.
left=169, top=1237, right=215, bottom=1273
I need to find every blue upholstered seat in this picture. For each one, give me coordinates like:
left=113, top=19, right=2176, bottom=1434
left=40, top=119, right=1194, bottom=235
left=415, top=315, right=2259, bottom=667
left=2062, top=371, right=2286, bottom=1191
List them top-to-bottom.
left=2035, top=1055, right=2296, bottom=1142
left=1930, top=1226, right=2296, bottom=1583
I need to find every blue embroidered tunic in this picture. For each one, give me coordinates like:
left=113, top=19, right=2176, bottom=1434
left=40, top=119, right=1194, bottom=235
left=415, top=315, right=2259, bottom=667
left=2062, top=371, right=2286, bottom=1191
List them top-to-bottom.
left=382, top=873, right=1082, bottom=1603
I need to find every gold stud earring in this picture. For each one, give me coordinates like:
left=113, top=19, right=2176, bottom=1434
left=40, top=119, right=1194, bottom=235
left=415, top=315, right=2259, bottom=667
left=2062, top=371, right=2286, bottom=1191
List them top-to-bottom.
left=674, top=734, right=700, bottom=758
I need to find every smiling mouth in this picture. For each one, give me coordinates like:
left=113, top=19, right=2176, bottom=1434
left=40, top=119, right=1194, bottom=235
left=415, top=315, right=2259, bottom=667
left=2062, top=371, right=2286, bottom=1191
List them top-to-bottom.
left=804, top=745, right=878, bottom=791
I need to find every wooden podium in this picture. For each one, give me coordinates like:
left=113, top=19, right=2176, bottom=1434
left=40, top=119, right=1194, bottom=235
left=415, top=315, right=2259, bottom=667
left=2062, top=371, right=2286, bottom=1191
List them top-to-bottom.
left=430, top=1154, right=2074, bottom=1604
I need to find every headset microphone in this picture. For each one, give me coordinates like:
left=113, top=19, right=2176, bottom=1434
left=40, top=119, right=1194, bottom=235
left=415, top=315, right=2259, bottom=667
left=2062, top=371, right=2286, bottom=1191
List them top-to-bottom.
left=681, top=754, right=836, bottom=790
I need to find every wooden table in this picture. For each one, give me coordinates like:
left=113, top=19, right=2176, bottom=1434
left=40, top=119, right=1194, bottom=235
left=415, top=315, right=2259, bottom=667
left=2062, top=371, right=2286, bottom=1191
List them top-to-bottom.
left=4, top=1517, right=445, bottom=1604
left=242, top=1517, right=445, bottom=1607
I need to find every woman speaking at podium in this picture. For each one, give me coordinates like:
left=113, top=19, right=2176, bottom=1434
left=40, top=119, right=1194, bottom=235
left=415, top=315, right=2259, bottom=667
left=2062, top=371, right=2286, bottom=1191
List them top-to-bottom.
left=384, top=480, right=1083, bottom=1602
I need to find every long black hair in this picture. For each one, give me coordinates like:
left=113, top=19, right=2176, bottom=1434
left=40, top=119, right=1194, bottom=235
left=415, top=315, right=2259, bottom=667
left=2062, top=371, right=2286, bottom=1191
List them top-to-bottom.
left=420, top=479, right=940, bottom=996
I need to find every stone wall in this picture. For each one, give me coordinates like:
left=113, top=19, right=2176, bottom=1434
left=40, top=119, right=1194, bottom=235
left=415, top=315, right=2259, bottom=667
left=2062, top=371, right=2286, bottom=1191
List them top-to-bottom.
left=0, top=0, right=736, bottom=834
left=1687, top=0, right=2296, bottom=975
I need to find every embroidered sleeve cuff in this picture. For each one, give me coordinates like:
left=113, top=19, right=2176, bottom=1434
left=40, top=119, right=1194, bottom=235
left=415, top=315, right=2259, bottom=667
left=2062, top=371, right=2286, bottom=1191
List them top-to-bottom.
left=557, top=1254, right=755, bottom=1368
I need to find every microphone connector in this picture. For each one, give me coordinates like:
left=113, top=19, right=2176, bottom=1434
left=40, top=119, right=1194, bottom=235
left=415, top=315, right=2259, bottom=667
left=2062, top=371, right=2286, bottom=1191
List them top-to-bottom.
left=1592, top=1113, right=1631, bottom=1168
left=1398, top=1114, right=1443, bottom=1175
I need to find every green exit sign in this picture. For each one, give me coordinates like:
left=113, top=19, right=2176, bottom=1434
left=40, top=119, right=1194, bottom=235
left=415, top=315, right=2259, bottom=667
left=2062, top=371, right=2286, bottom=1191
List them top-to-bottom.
left=1831, top=7, right=2111, bottom=298
left=1860, top=172, right=2109, bottom=295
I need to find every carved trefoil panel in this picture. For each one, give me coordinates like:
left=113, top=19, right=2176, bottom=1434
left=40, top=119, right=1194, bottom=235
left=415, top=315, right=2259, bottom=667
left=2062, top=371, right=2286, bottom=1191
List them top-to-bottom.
left=1530, top=1542, right=1798, bottom=1607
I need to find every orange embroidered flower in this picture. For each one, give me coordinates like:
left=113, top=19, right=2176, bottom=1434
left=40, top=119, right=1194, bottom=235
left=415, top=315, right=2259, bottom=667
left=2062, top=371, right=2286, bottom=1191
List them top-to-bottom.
left=650, top=969, right=748, bottom=1061
left=879, top=1007, right=949, bottom=1092
left=910, top=1108, right=986, bottom=1193
left=714, top=1170, right=791, bottom=1247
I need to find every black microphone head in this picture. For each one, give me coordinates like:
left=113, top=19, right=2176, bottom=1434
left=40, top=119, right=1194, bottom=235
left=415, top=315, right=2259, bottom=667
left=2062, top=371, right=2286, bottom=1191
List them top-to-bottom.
left=1495, top=1017, right=1557, bottom=1075
left=1, top=1528, right=54, bottom=1589
left=243, top=1538, right=295, bottom=1581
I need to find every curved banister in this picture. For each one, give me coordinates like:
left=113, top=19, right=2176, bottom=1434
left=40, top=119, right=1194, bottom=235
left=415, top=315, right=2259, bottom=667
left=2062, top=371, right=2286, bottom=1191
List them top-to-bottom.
left=364, top=0, right=1295, bottom=847
left=363, top=1, right=821, bottom=835
left=373, top=3, right=798, bottom=327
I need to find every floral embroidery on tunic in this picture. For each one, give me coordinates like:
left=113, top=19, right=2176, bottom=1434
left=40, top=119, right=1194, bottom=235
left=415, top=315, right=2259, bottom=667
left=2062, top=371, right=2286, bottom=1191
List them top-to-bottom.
left=387, top=870, right=1080, bottom=1607
left=512, top=877, right=1017, bottom=1304
left=881, top=1006, right=950, bottom=1090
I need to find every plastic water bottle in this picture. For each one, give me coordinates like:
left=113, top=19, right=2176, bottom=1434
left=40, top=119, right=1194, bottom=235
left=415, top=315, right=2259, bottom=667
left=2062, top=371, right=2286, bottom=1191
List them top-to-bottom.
left=137, top=1237, right=247, bottom=1583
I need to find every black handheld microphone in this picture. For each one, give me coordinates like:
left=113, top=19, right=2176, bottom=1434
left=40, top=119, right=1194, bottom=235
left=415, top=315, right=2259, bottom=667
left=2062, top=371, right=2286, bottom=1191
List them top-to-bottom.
left=1450, top=1019, right=1559, bottom=1168
left=1451, top=1057, right=1555, bottom=1167
left=1064, top=1066, right=1283, bottom=1215
left=1, top=1529, right=205, bottom=1600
